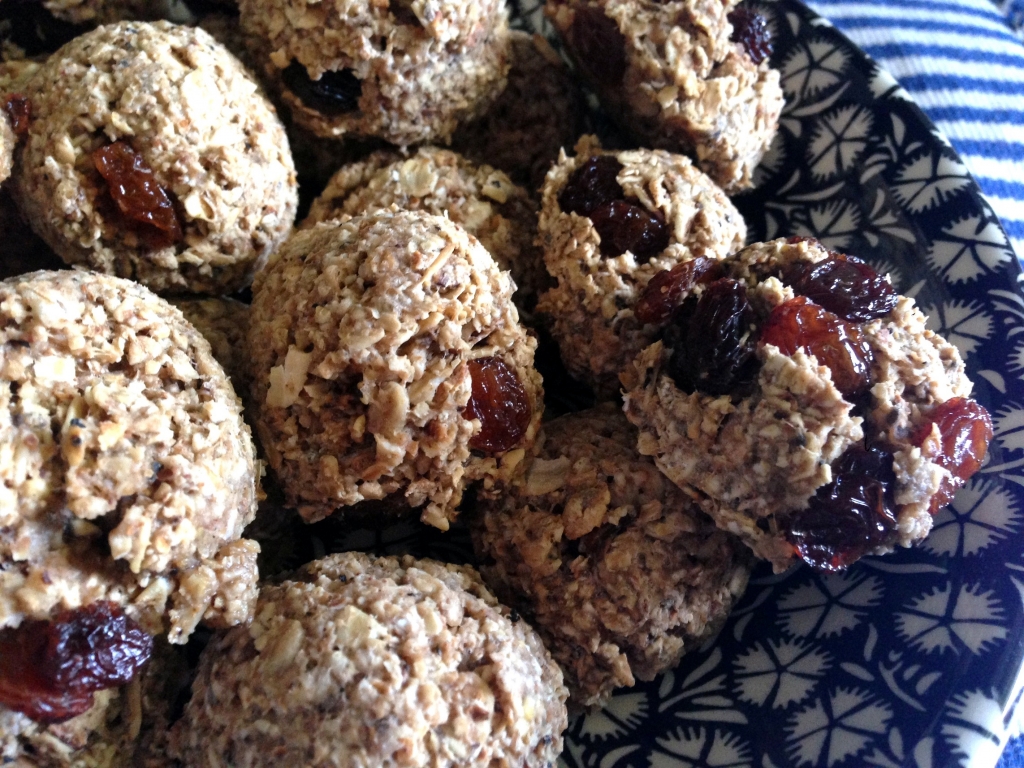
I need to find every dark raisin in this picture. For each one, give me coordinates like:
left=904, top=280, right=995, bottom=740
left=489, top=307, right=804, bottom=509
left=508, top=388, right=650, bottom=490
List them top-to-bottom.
left=389, top=0, right=420, bottom=25
left=567, top=6, right=627, bottom=86
left=728, top=7, right=773, bottom=65
left=281, top=61, right=362, bottom=115
left=3, top=94, right=31, bottom=135
left=92, top=141, right=183, bottom=249
left=558, top=156, right=624, bottom=216
left=589, top=199, right=670, bottom=261
left=786, top=254, right=898, bottom=322
left=634, top=257, right=724, bottom=325
left=667, top=278, right=759, bottom=396
left=759, top=297, right=874, bottom=398
left=464, top=357, right=532, bottom=453
left=911, top=397, right=992, bottom=511
left=833, top=444, right=897, bottom=499
left=785, top=471, right=897, bottom=572
left=0, top=602, right=153, bottom=724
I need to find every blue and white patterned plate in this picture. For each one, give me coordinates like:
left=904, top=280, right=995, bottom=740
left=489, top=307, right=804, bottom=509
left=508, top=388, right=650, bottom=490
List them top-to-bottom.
left=297, top=1, right=1024, bottom=765
left=524, top=1, right=1024, bottom=766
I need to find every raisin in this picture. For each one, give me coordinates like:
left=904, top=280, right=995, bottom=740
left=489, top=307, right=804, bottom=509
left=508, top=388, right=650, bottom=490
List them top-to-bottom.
left=389, top=0, right=419, bottom=25
left=567, top=6, right=627, bottom=86
left=728, top=7, right=773, bottom=65
left=281, top=61, right=362, bottom=115
left=3, top=94, right=31, bottom=135
left=92, top=141, right=183, bottom=249
left=559, top=156, right=624, bottom=217
left=589, top=199, right=670, bottom=261
left=786, top=254, right=898, bottom=322
left=635, top=257, right=724, bottom=325
left=667, top=278, right=759, bottom=396
left=760, top=297, right=874, bottom=398
left=464, top=357, right=532, bottom=453
left=911, top=397, right=993, bottom=511
left=786, top=471, right=897, bottom=572
left=0, top=602, right=153, bottom=724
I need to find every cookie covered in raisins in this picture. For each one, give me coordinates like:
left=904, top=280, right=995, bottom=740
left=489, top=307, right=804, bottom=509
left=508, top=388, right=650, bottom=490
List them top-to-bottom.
left=536, top=135, right=746, bottom=398
left=622, top=236, right=990, bottom=571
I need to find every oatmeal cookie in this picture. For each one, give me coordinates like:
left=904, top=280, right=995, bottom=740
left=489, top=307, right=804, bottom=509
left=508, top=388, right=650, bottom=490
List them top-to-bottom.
left=238, top=0, right=510, bottom=147
left=547, top=0, right=784, bottom=193
left=11, top=21, right=297, bottom=295
left=452, top=30, right=585, bottom=192
left=0, top=104, right=12, bottom=185
left=536, top=135, right=746, bottom=398
left=304, top=146, right=547, bottom=315
left=248, top=211, right=544, bottom=530
left=622, top=236, right=990, bottom=571
left=0, top=270, right=260, bottom=641
left=170, top=296, right=250, bottom=397
left=473, top=403, right=750, bottom=706
left=170, top=552, right=568, bottom=768
left=1, top=639, right=191, bottom=768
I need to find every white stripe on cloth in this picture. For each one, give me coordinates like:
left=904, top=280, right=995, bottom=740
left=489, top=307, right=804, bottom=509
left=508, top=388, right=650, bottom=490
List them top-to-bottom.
left=813, top=4, right=1014, bottom=35
left=839, top=27, right=1024, bottom=56
left=871, top=55, right=1024, bottom=83
left=913, top=89, right=1024, bottom=111
left=934, top=119, right=1024, bottom=144
left=959, top=154, right=1024, bottom=183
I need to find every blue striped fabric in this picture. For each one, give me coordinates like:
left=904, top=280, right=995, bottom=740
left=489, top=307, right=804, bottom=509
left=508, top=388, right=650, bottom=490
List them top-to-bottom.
left=809, top=0, right=1024, bottom=264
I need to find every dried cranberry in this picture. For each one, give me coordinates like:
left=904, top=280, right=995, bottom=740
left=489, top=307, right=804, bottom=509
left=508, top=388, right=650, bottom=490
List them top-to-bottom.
left=567, top=6, right=627, bottom=86
left=728, top=7, right=773, bottom=65
left=281, top=61, right=362, bottom=115
left=3, top=94, right=31, bottom=135
left=92, top=141, right=183, bottom=249
left=559, top=156, right=624, bottom=216
left=589, top=199, right=670, bottom=261
left=786, top=254, right=898, bottom=322
left=635, top=257, right=725, bottom=325
left=667, top=278, right=759, bottom=396
left=760, top=297, right=874, bottom=398
left=464, top=357, right=532, bottom=453
left=911, top=397, right=992, bottom=511
left=786, top=472, right=897, bottom=572
left=0, top=602, right=153, bottom=724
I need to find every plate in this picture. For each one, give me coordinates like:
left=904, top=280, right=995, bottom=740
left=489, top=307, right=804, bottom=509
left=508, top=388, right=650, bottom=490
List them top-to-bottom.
left=258, top=0, right=1024, bottom=765
left=504, top=1, right=1024, bottom=766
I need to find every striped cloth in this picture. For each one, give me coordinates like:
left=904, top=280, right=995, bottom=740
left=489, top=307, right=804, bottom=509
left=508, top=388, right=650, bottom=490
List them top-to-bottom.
left=809, top=0, right=1024, bottom=262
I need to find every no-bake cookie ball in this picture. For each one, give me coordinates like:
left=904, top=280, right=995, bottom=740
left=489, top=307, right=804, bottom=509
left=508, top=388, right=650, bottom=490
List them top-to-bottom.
left=239, top=0, right=511, bottom=147
left=547, top=0, right=784, bottom=193
left=11, top=21, right=297, bottom=295
left=451, top=29, right=585, bottom=192
left=536, top=136, right=746, bottom=398
left=303, top=146, right=547, bottom=315
left=248, top=210, right=544, bottom=530
left=622, top=236, right=991, bottom=572
left=0, top=270, right=261, bottom=642
left=473, top=403, right=751, bottom=706
left=170, top=552, right=569, bottom=768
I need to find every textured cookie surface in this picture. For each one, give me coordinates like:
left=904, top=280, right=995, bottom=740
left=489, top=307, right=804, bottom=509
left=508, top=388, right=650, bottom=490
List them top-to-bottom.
left=239, top=0, right=510, bottom=146
left=548, top=0, right=784, bottom=193
left=12, top=21, right=297, bottom=295
left=537, top=136, right=746, bottom=397
left=304, top=146, right=547, bottom=315
left=248, top=210, right=543, bottom=529
left=622, top=237, right=977, bottom=570
left=0, top=270, right=260, bottom=642
left=473, top=403, right=750, bottom=706
left=171, top=552, right=568, bottom=768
